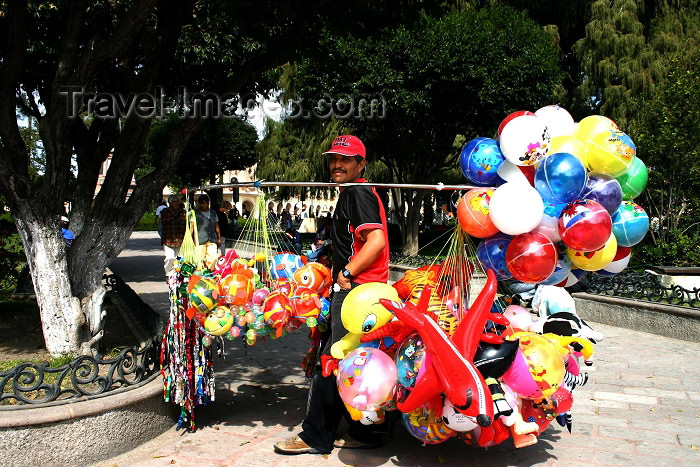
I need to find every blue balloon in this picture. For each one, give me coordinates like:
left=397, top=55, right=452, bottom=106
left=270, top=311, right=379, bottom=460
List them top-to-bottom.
left=459, top=137, right=505, bottom=186
left=534, top=152, right=587, bottom=204
left=611, top=201, right=649, bottom=247
left=476, top=233, right=513, bottom=280
left=541, top=248, right=573, bottom=285
left=270, top=253, right=304, bottom=280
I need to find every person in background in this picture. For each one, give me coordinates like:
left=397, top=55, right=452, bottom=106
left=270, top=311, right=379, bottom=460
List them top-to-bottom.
left=274, top=134, right=390, bottom=455
left=192, top=194, right=221, bottom=270
left=160, top=195, right=186, bottom=274
left=155, top=200, right=167, bottom=237
left=212, top=201, right=229, bottom=255
left=60, top=216, right=74, bottom=249
left=280, top=227, right=302, bottom=254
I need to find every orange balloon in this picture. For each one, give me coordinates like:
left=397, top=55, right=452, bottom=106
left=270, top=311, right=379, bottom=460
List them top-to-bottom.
left=457, top=188, right=500, bottom=238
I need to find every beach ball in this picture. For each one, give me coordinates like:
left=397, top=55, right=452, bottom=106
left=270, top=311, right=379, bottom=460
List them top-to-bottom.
left=534, top=105, right=575, bottom=138
left=497, top=110, right=535, bottom=136
left=499, top=114, right=550, bottom=166
left=574, top=115, right=619, bottom=142
left=583, top=129, right=636, bottom=177
left=549, top=134, right=586, bottom=167
left=459, top=137, right=505, bottom=186
left=534, top=152, right=587, bottom=204
left=616, top=157, right=648, bottom=200
left=581, top=173, right=623, bottom=216
left=489, top=183, right=544, bottom=235
left=456, top=188, right=499, bottom=238
left=558, top=199, right=612, bottom=251
left=611, top=201, right=649, bottom=247
left=532, top=202, right=565, bottom=243
left=506, top=232, right=558, bottom=283
left=476, top=233, right=513, bottom=280
left=567, top=233, right=618, bottom=271
left=598, top=246, right=631, bottom=275
left=541, top=248, right=573, bottom=285
left=270, top=253, right=304, bottom=280
left=554, top=268, right=586, bottom=287
left=220, top=273, right=254, bottom=306
left=187, top=275, right=219, bottom=313
left=289, top=286, right=322, bottom=320
left=262, top=291, right=293, bottom=329
left=203, top=306, right=234, bottom=335
left=501, top=332, right=565, bottom=400
left=395, top=333, right=429, bottom=389
left=337, top=347, right=397, bottom=412
left=442, top=398, right=479, bottom=432
left=401, top=403, right=456, bottom=445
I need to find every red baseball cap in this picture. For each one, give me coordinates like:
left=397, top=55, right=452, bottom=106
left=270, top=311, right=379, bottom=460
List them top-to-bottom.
left=323, top=135, right=366, bottom=159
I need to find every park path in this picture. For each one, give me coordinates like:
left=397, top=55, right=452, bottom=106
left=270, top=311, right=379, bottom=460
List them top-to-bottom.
left=98, top=231, right=700, bottom=467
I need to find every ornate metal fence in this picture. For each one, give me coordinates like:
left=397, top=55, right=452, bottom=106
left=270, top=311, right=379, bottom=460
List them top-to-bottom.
left=585, top=269, right=700, bottom=309
left=0, top=274, right=163, bottom=408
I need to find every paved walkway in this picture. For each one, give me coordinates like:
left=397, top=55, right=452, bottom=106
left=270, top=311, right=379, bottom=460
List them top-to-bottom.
left=99, top=232, right=700, bottom=467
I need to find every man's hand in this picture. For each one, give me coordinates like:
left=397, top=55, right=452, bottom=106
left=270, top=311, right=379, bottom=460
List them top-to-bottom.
left=336, top=272, right=352, bottom=290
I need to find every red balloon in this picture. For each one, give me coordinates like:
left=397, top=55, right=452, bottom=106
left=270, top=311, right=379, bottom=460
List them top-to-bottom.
left=497, top=110, right=535, bottom=137
left=456, top=188, right=500, bottom=238
left=558, top=199, right=612, bottom=251
left=506, top=232, right=557, bottom=283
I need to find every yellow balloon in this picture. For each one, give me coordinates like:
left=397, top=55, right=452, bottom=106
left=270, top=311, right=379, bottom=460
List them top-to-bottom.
left=574, top=115, right=619, bottom=142
left=583, top=129, right=636, bottom=176
left=549, top=134, right=587, bottom=167
left=567, top=234, right=618, bottom=271
left=203, top=306, right=234, bottom=335
left=508, top=332, right=566, bottom=399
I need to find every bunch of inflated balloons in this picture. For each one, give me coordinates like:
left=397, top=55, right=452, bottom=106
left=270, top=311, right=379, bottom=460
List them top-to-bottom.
left=457, top=106, right=649, bottom=286
left=175, top=250, right=332, bottom=346
left=330, top=268, right=600, bottom=448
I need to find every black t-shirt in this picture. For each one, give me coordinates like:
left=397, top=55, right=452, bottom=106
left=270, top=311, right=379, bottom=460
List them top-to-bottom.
left=331, top=181, right=389, bottom=284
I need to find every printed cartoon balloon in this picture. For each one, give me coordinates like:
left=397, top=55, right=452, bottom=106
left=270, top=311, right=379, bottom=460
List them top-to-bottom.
left=534, top=105, right=575, bottom=138
left=499, top=114, right=550, bottom=166
left=574, top=115, right=619, bottom=142
left=583, top=129, right=636, bottom=177
left=459, top=137, right=505, bottom=186
left=534, top=152, right=587, bottom=204
left=616, top=157, right=648, bottom=200
left=581, top=173, right=623, bottom=216
left=457, top=188, right=499, bottom=238
left=558, top=199, right=612, bottom=252
left=611, top=201, right=649, bottom=247
left=506, top=232, right=558, bottom=283
left=567, top=233, right=618, bottom=271
left=270, top=253, right=304, bottom=280
left=203, top=306, right=234, bottom=335
left=501, top=332, right=565, bottom=400
left=395, top=333, right=430, bottom=389
left=337, top=347, right=397, bottom=413
left=401, top=403, right=456, bottom=444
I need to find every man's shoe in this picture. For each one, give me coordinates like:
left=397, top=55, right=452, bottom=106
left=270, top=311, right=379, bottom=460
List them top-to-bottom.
left=333, top=434, right=380, bottom=449
left=273, top=435, right=322, bottom=455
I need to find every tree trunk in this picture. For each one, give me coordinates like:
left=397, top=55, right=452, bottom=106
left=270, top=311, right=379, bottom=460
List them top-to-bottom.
left=391, top=188, right=426, bottom=256
left=14, top=211, right=95, bottom=356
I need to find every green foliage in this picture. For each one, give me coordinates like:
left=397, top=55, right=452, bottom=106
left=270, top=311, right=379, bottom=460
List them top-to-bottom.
left=628, top=48, right=700, bottom=266
left=0, top=213, right=25, bottom=291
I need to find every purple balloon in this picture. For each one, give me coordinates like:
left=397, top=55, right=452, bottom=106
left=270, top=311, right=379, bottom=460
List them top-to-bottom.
left=581, top=174, right=623, bottom=216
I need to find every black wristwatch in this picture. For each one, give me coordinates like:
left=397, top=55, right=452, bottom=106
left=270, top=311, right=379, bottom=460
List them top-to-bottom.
left=341, top=268, right=354, bottom=280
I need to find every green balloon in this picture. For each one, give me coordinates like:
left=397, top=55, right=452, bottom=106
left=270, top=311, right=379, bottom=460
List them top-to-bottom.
left=616, top=157, right=647, bottom=200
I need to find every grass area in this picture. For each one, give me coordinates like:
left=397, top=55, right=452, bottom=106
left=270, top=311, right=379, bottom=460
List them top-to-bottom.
left=135, top=211, right=158, bottom=231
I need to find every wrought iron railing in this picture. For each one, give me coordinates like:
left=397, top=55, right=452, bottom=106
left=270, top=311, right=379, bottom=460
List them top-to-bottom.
left=585, top=269, right=700, bottom=309
left=0, top=273, right=163, bottom=408
left=0, top=339, right=160, bottom=407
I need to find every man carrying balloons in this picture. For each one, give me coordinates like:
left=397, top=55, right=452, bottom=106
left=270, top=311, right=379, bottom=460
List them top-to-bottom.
left=274, top=135, right=391, bottom=455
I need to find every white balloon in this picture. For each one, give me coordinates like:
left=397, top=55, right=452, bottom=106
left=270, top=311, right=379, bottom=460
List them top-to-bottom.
left=535, top=105, right=575, bottom=138
left=499, top=115, right=550, bottom=166
left=496, top=160, right=530, bottom=186
left=489, top=183, right=544, bottom=235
